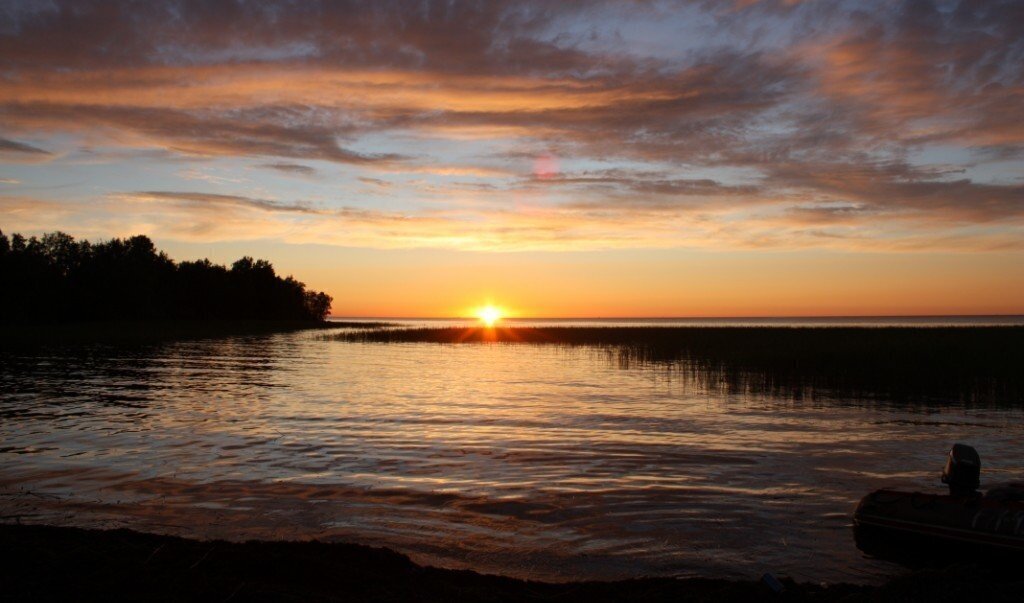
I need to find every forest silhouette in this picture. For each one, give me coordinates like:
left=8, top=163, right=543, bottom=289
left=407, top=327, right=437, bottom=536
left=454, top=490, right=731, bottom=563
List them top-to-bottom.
left=0, top=230, right=332, bottom=323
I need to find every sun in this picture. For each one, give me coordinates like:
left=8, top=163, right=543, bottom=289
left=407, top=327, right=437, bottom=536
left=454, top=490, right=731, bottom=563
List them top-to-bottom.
left=476, top=305, right=503, bottom=327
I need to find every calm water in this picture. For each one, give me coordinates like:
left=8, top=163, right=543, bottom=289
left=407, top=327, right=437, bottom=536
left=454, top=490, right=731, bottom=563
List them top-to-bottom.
left=347, top=315, right=1024, bottom=328
left=2, top=319, right=1024, bottom=583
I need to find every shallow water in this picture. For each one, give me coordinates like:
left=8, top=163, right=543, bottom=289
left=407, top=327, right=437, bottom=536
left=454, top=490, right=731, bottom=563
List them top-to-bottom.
left=2, top=324, right=1023, bottom=583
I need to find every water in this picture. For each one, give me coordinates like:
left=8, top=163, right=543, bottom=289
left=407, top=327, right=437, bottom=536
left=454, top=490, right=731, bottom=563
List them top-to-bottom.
left=348, top=315, right=1024, bottom=328
left=2, top=320, right=1023, bottom=584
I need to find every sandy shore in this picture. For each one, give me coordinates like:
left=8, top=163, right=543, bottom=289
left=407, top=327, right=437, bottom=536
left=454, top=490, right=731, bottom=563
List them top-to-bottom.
left=3, top=523, right=1022, bottom=602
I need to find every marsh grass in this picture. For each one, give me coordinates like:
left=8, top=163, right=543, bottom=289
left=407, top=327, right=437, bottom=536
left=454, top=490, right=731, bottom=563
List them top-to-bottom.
left=336, top=326, right=1024, bottom=404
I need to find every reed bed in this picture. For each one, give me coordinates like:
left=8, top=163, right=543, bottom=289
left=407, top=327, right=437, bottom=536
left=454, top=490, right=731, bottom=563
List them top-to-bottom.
left=336, top=326, right=1024, bottom=404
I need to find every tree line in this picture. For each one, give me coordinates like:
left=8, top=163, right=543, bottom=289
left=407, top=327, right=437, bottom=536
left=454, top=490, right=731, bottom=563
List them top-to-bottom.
left=0, top=230, right=332, bottom=323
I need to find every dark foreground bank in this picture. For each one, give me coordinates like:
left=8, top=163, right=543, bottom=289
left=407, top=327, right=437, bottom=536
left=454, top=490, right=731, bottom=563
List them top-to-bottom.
left=2, top=524, right=1023, bottom=602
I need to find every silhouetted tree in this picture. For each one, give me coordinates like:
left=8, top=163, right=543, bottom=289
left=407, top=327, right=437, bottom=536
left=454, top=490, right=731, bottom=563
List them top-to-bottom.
left=0, top=230, right=332, bottom=323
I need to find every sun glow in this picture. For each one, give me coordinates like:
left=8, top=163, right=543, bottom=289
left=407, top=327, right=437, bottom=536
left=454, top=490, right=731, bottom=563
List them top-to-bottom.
left=476, top=305, right=503, bottom=327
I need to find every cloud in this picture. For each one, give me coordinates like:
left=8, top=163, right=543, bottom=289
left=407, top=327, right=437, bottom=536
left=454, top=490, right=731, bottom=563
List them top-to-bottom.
left=793, top=0, right=1024, bottom=151
left=0, top=1, right=1022, bottom=252
left=0, top=103, right=405, bottom=166
left=0, top=136, right=52, bottom=161
left=0, top=137, right=49, bottom=155
left=762, top=160, right=1024, bottom=223
left=260, top=163, right=317, bottom=176
left=177, top=168, right=244, bottom=185
left=529, top=169, right=760, bottom=198
left=358, top=177, right=392, bottom=188
left=3, top=181, right=1016, bottom=255
left=120, top=191, right=321, bottom=214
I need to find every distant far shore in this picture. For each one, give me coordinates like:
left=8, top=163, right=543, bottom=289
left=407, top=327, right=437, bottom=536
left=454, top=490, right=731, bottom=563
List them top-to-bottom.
left=327, top=315, right=1024, bottom=325
left=0, top=319, right=390, bottom=347
left=4, top=523, right=1023, bottom=602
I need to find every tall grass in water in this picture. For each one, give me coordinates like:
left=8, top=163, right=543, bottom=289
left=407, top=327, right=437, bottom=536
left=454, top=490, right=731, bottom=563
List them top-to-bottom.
left=336, top=326, right=1024, bottom=404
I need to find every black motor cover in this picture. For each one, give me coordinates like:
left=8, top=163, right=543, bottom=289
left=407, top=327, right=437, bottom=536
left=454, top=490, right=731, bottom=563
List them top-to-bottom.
left=941, top=443, right=981, bottom=495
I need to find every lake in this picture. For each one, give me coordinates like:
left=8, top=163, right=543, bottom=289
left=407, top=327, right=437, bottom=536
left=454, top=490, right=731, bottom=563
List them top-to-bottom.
left=2, top=318, right=1023, bottom=584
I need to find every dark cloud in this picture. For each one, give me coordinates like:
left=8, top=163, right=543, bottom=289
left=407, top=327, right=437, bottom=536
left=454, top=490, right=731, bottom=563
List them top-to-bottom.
left=794, top=0, right=1024, bottom=151
left=0, top=1, right=605, bottom=76
left=0, top=103, right=404, bottom=165
left=0, top=136, right=51, bottom=156
left=764, top=160, right=1024, bottom=223
left=261, top=163, right=317, bottom=176
left=528, top=168, right=760, bottom=199
left=358, top=177, right=392, bottom=188
left=130, top=191, right=320, bottom=214
left=783, top=203, right=877, bottom=226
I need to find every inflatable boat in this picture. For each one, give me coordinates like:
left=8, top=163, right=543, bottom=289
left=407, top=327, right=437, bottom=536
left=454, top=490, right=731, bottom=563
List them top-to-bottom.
left=853, top=444, right=1024, bottom=560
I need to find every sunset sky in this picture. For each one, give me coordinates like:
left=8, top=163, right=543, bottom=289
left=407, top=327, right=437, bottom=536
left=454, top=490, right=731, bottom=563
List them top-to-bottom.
left=2, top=0, right=1023, bottom=317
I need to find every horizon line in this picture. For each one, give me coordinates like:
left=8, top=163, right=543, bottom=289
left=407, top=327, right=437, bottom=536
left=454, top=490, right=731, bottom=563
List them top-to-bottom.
left=329, top=313, right=1024, bottom=320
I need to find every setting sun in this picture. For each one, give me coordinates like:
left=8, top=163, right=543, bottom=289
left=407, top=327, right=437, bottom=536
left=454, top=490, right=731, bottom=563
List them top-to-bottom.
left=476, top=305, right=503, bottom=327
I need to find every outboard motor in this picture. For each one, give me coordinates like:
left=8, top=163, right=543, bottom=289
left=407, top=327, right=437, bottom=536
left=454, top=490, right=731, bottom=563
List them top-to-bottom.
left=941, top=443, right=980, bottom=496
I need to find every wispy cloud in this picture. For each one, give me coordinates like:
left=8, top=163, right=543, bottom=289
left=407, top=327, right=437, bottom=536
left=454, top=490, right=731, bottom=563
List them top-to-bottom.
left=0, top=137, right=53, bottom=162
left=260, top=163, right=317, bottom=176
left=4, top=186, right=1018, bottom=255
left=119, top=191, right=321, bottom=215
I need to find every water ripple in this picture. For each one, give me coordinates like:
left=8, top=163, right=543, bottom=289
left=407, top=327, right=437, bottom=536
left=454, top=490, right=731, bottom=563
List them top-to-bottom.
left=1, top=331, right=1023, bottom=583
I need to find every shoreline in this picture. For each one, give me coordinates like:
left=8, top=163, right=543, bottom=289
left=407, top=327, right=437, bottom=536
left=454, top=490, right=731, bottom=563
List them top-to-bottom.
left=0, top=319, right=390, bottom=347
left=3, top=523, right=1022, bottom=602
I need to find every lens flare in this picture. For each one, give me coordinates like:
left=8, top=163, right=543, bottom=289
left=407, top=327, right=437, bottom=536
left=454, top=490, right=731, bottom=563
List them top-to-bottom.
left=532, top=153, right=559, bottom=179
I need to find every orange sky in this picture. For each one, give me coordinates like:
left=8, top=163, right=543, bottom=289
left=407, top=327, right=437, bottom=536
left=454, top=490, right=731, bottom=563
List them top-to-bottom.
left=158, top=241, right=1024, bottom=317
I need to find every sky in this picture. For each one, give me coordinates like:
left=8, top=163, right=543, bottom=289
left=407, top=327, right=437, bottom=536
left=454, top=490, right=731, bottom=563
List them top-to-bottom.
left=1, top=0, right=1023, bottom=317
